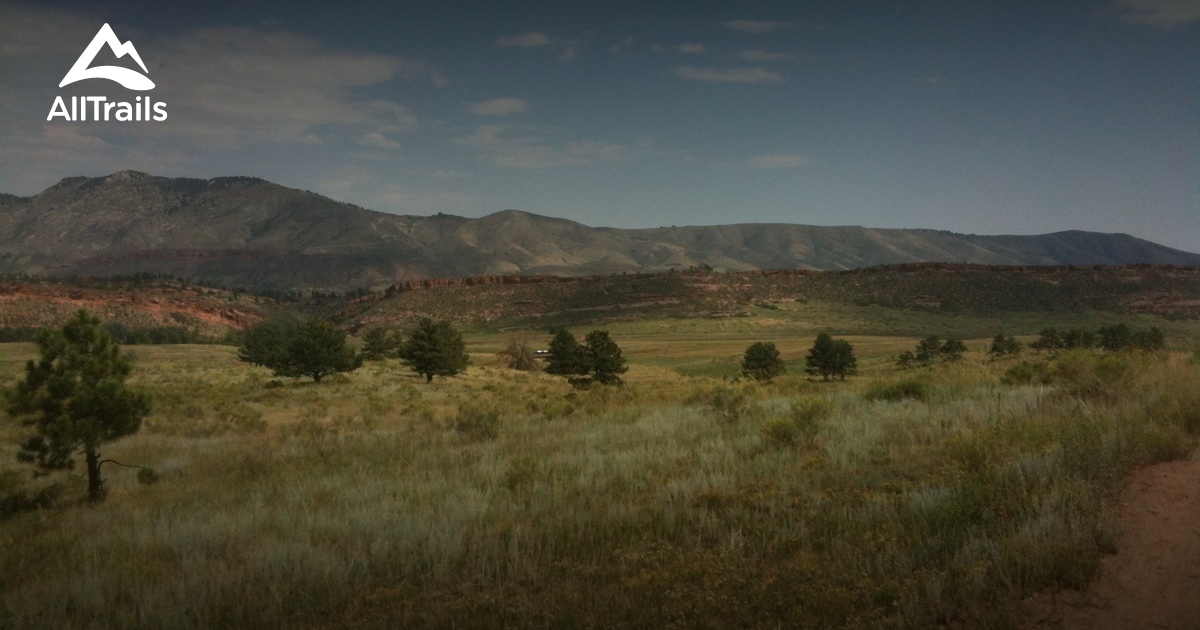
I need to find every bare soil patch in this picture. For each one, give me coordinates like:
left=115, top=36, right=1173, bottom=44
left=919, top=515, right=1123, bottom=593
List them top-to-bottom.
left=1022, top=453, right=1200, bottom=629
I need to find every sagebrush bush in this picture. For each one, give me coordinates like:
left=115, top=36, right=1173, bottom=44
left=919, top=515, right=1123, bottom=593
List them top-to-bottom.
left=1001, top=360, right=1053, bottom=386
left=864, top=378, right=929, bottom=402
left=705, top=385, right=751, bottom=423
left=451, top=402, right=501, bottom=440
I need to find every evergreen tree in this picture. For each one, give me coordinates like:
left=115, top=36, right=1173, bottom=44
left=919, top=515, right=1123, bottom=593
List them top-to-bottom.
left=6, top=310, right=151, bottom=502
left=238, top=315, right=299, bottom=367
left=240, top=317, right=362, bottom=383
left=397, top=318, right=469, bottom=382
left=276, top=319, right=362, bottom=383
left=1098, top=324, right=1132, bottom=352
left=360, top=326, right=395, bottom=361
left=1131, top=326, right=1165, bottom=351
left=1031, top=328, right=1064, bottom=352
left=544, top=329, right=590, bottom=377
left=544, top=329, right=627, bottom=387
left=585, top=330, right=628, bottom=385
left=805, top=333, right=857, bottom=381
left=988, top=334, right=1022, bottom=358
left=914, top=336, right=942, bottom=366
left=940, top=338, right=967, bottom=361
left=829, top=339, right=858, bottom=381
left=742, top=341, right=786, bottom=382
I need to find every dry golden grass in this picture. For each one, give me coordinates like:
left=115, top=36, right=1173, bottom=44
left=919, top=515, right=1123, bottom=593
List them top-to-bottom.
left=1, top=313, right=1198, bottom=628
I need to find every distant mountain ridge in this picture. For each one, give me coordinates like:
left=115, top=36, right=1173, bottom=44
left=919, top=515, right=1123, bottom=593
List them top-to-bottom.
left=1, top=170, right=1197, bottom=291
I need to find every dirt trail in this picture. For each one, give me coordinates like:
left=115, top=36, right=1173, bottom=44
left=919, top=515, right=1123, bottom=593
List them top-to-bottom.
left=1023, top=454, right=1200, bottom=629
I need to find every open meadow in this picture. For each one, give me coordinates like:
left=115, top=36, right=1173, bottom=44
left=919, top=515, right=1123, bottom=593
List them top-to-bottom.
left=2, top=300, right=1199, bottom=628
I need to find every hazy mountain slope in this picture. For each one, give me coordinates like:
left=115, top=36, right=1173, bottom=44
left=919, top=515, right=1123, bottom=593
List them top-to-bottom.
left=2, top=171, right=1197, bottom=291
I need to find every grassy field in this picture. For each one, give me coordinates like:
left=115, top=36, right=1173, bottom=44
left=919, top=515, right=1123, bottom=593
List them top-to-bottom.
left=1, top=305, right=1199, bottom=628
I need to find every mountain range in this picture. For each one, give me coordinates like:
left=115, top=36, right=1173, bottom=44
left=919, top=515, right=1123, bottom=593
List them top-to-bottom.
left=2, top=170, right=1198, bottom=291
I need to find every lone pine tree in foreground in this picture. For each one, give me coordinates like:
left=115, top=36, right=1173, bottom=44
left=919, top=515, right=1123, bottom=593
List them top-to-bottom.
left=6, top=310, right=151, bottom=502
left=397, top=318, right=469, bottom=382
left=742, top=341, right=786, bottom=382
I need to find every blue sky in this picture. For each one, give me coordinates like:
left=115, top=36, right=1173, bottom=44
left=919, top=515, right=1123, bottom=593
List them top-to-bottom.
left=1, top=0, right=1196, bottom=252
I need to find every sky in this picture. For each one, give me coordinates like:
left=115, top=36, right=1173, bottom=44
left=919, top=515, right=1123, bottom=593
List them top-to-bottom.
left=1, top=0, right=1197, bottom=252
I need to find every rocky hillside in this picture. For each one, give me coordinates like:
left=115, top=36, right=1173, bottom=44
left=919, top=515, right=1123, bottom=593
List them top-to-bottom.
left=2, top=171, right=1198, bottom=291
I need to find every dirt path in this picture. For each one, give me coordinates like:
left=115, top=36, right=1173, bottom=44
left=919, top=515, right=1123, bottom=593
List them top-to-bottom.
left=1023, top=454, right=1200, bottom=629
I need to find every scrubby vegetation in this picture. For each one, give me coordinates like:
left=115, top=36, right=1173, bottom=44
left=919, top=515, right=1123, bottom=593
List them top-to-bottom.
left=0, top=303, right=1198, bottom=628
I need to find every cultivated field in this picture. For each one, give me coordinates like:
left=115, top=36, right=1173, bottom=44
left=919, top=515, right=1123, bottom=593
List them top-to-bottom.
left=1, top=302, right=1198, bottom=628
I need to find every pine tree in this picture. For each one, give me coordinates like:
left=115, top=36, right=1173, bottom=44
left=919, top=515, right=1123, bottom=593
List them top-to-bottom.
left=6, top=310, right=151, bottom=502
left=238, top=315, right=299, bottom=367
left=397, top=318, right=469, bottom=382
left=277, top=319, right=363, bottom=383
left=360, top=326, right=394, bottom=361
left=544, top=329, right=590, bottom=377
left=585, top=330, right=628, bottom=385
left=805, top=333, right=857, bottom=381
left=988, top=334, right=1021, bottom=358
left=914, top=336, right=941, bottom=366
left=940, top=338, right=967, bottom=361
left=828, top=339, right=858, bottom=381
left=742, top=341, right=786, bottom=382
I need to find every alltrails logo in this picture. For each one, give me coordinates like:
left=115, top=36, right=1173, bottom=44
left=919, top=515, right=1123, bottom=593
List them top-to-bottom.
left=47, top=23, right=167, bottom=122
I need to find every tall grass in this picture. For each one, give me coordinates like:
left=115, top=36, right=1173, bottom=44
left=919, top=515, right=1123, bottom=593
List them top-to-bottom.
left=0, top=345, right=1197, bottom=627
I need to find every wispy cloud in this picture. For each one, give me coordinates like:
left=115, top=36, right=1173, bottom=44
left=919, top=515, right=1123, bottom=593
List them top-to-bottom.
left=1111, top=0, right=1200, bottom=28
left=725, top=20, right=791, bottom=34
left=496, top=31, right=588, bottom=60
left=496, top=32, right=554, bottom=48
left=677, top=43, right=707, bottom=54
left=738, top=49, right=797, bottom=62
left=672, top=66, right=782, bottom=84
left=468, top=97, right=530, bottom=116
left=454, top=125, right=669, bottom=170
left=357, top=132, right=401, bottom=150
left=716, top=154, right=814, bottom=170
left=318, top=170, right=477, bottom=215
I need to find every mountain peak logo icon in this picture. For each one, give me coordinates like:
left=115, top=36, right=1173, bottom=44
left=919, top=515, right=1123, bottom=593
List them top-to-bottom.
left=60, top=23, right=155, bottom=91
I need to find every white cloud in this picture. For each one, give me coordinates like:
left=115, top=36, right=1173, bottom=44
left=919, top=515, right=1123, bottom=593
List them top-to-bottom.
left=1112, top=0, right=1200, bottom=28
left=725, top=20, right=791, bottom=33
left=496, top=31, right=590, bottom=61
left=496, top=32, right=554, bottom=48
left=677, top=43, right=707, bottom=54
left=738, top=49, right=797, bottom=62
left=672, top=66, right=782, bottom=84
left=468, top=97, right=530, bottom=116
left=454, top=125, right=665, bottom=170
left=358, top=132, right=400, bottom=150
left=717, top=154, right=813, bottom=169
left=318, top=171, right=477, bottom=215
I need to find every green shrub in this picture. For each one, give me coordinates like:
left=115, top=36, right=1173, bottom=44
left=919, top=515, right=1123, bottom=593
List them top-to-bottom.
left=1052, top=350, right=1131, bottom=400
left=1001, top=361, right=1053, bottom=386
left=864, top=378, right=929, bottom=402
left=707, top=386, right=751, bottom=423
left=789, top=398, right=831, bottom=448
left=451, top=402, right=501, bottom=440
left=761, top=418, right=799, bottom=447
left=0, top=471, right=60, bottom=520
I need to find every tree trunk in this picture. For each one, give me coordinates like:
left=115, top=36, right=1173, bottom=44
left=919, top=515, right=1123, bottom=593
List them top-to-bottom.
left=425, top=373, right=433, bottom=383
left=85, top=448, right=106, bottom=502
